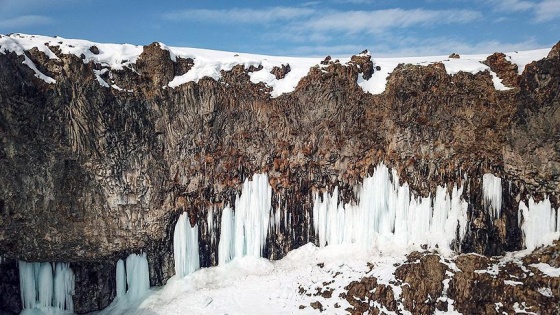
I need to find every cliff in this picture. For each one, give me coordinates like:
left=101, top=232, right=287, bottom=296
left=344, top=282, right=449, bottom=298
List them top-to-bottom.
left=0, top=34, right=559, bottom=313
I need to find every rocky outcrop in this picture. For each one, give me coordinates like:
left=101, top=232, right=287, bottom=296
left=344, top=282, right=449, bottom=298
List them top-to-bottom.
left=0, top=39, right=559, bottom=313
left=484, top=52, right=520, bottom=87
left=339, top=242, right=560, bottom=314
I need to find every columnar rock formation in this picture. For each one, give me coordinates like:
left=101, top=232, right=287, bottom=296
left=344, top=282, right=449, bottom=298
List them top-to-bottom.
left=0, top=34, right=559, bottom=313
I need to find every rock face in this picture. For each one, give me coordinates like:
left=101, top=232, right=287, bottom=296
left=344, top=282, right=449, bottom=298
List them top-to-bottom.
left=0, top=37, right=559, bottom=313
left=340, top=242, right=560, bottom=314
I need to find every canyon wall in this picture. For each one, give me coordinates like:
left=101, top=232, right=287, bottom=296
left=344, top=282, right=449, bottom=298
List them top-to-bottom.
left=0, top=38, right=559, bottom=313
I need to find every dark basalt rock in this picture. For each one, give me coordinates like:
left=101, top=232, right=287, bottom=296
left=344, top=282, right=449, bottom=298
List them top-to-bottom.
left=0, top=40, right=559, bottom=313
left=0, top=259, right=21, bottom=314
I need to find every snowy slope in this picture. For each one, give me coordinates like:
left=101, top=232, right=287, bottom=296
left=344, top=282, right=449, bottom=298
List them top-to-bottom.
left=0, top=33, right=551, bottom=97
left=98, top=243, right=404, bottom=315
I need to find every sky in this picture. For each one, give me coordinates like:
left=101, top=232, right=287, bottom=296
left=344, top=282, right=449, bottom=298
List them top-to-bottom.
left=0, top=0, right=559, bottom=57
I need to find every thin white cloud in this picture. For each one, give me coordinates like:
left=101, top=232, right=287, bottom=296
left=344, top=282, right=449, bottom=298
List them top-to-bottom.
left=0, top=0, right=75, bottom=14
left=331, top=0, right=375, bottom=4
left=489, top=0, right=560, bottom=22
left=490, top=0, right=535, bottom=12
left=534, top=0, right=560, bottom=21
left=163, top=7, right=315, bottom=24
left=302, top=8, right=482, bottom=34
left=0, top=15, right=52, bottom=28
left=271, top=37, right=544, bottom=58
left=369, top=37, right=543, bottom=57
left=275, top=44, right=368, bottom=57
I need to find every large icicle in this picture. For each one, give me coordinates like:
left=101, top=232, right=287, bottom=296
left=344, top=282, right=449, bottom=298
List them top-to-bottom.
left=312, top=163, right=469, bottom=255
left=483, top=173, right=502, bottom=219
left=218, top=174, right=272, bottom=264
left=233, top=174, right=272, bottom=258
left=519, top=198, right=560, bottom=251
left=218, top=206, right=235, bottom=265
left=173, top=212, right=200, bottom=278
left=125, top=253, right=150, bottom=301
left=115, top=259, right=126, bottom=298
left=18, top=261, right=75, bottom=312
left=19, top=261, right=38, bottom=310
left=37, top=263, right=53, bottom=308
left=53, top=263, right=74, bottom=312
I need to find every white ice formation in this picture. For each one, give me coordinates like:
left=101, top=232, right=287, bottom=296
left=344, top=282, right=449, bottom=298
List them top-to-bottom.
left=312, top=163, right=469, bottom=255
left=483, top=173, right=503, bottom=219
left=217, top=174, right=272, bottom=265
left=519, top=198, right=560, bottom=251
left=218, top=206, right=235, bottom=265
left=173, top=213, right=200, bottom=278
left=113, top=253, right=150, bottom=303
left=124, top=253, right=150, bottom=301
left=116, top=259, right=126, bottom=298
left=19, top=261, right=75, bottom=313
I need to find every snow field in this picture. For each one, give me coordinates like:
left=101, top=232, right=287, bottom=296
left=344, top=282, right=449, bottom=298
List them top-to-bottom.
left=0, top=34, right=551, bottom=96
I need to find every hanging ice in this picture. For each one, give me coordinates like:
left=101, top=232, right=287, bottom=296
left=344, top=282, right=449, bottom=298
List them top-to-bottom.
left=312, top=163, right=469, bottom=255
left=483, top=173, right=502, bottom=219
left=218, top=174, right=272, bottom=264
left=234, top=174, right=272, bottom=258
left=519, top=198, right=560, bottom=251
left=218, top=206, right=235, bottom=265
left=173, top=212, right=200, bottom=277
left=112, top=253, right=150, bottom=304
left=125, top=253, right=150, bottom=301
left=115, top=259, right=126, bottom=298
left=19, top=261, right=75, bottom=313
left=19, top=261, right=38, bottom=310
left=53, top=263, right=75, bottom=312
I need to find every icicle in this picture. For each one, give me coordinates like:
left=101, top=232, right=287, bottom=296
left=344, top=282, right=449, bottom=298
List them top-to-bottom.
left=311, top=162, right=469, bottom=255
left=483, top=173, right=502, bottom=219
left=233, top=174, right=272, bottom=258
left=519, top=198, right=559, bottom=251
left=218, top=206, right=235, bottom=265
left=274, top=206, right=281, bottom=233
left=207, top=207, right=214, bottom=245
left=173, top=213, right=200, bottom=277
left=125, top=253, right=150, bottom=301
left=116, top=259, right=126, bottom=298
left=19, top=261, right=75, bottom=312
left=19, top=261, right=38, bottom=310
left=37, top=263, right=53, bottom=308
left=53, top=263, right=74, bottom=312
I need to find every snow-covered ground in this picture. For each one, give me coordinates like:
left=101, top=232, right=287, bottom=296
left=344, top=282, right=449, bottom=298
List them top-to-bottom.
left=0, top=33, right=551, bottom=97
left=97, top=243, right=406, bottom=315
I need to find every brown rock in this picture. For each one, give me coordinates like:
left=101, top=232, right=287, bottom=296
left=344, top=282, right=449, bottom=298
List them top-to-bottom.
left=483, top=52, right=520, bottom=87
left=270, top=63, right=291, bottom=79
left=310, top=301, right=324, bottom=311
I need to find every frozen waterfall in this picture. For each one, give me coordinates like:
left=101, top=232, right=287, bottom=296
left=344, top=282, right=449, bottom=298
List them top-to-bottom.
left=312, top=163, right=469, bottom=255
left=483, top=173, right=502, bottom=219
left=218, top=174, right=272, bottom=265
left=519, top=198, right=560, bottom=251
left=218, top=206, right=235, bottom=265
left=173, top=213, right=200, bottom=278
left=112, top=253, right=150, bottom=303
left=125, top=253, right=150, bottom=301
left=116, top=259, right=126, bottom=298
left=19, top=261, right=75, bottom=313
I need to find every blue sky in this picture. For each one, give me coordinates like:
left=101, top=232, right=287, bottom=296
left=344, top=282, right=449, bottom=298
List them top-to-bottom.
left=0, top=0, right=559, bottom=56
